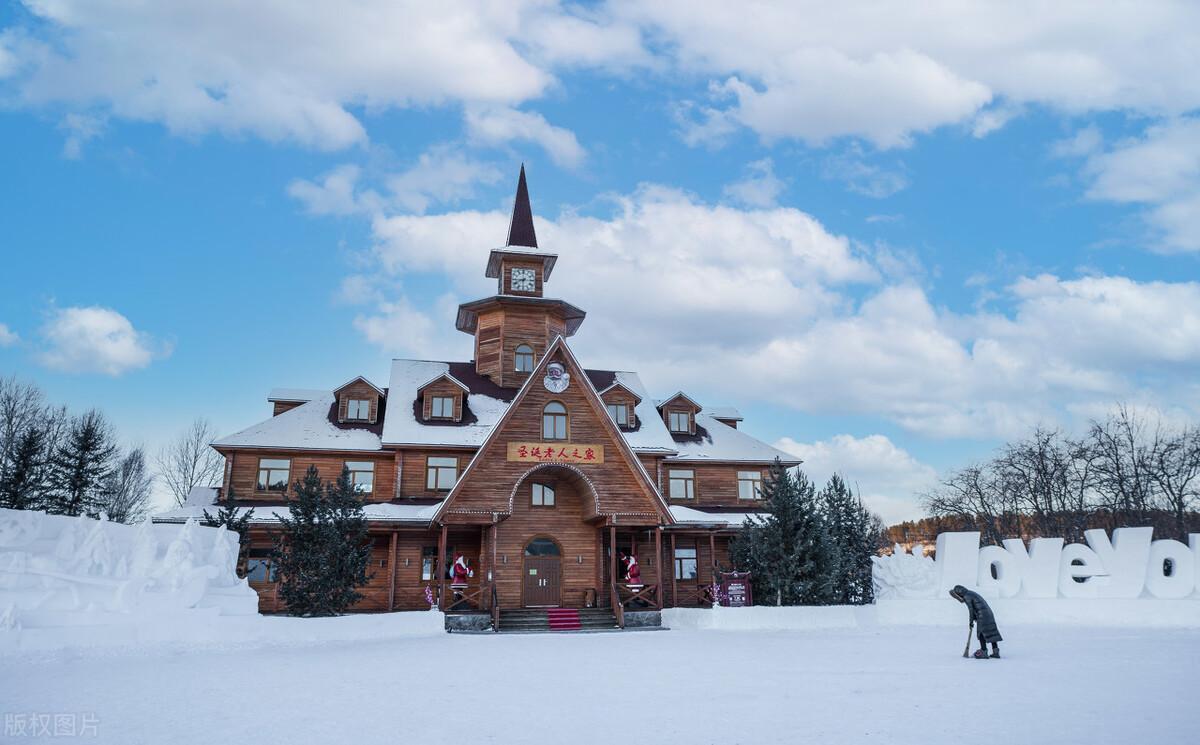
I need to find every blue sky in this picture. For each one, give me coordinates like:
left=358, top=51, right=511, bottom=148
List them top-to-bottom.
left=2, top=2, right=1200, bottom=522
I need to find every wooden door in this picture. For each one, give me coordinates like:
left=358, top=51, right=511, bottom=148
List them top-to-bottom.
left=523, top=556, right=561, bottom=607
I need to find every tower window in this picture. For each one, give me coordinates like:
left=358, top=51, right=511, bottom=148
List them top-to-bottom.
left=515, top=344, right=535, bottom=372
left=542, top=402, right=568, bottom=440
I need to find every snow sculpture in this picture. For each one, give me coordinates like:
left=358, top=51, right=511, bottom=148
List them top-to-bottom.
left=0, top=508, right=257, bottom=635
left=1084, top=528, right=1152, bottom=598
left=934, top=532, right=981, bottom=593
left=1145, top=539, right=1195, bottom=599
left=1057, top=542, right=1106, bottom=598
left=871, top=544, right=937, bottom=599
left=975, top=544, right=1021, bottom=598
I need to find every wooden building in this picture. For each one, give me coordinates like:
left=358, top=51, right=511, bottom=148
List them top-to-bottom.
left=158, top=167, right=800, bottom=627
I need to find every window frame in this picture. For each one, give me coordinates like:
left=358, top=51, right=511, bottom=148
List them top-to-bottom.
left=514, top=344, right=535, bottom=373
left=430, top=395, right=455, bottom=419
left=346, top=398, right=371, bottom=421
left=542, top=401, right=568, bottom=440
left=606, top=402, right=629, bottom=427
left=668, top=410, right=691, bottom=433
left=426, top=456, right=458, bottom=491
left=256, top=458, right=291, bottom=492
left=345, top=460, right=375, bottom=495
left=668, top=469, right=695, bottom=500
left=737, top=470, right=764, bottom=500
left=531, top=482, right=556, bottom=507
left=674, top=545, right=698, bottom=581
left=421, top=546, right=437, bottom=581
left=245, top=548, right=278, bottom=583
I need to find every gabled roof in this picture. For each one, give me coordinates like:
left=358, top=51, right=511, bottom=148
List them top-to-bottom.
left=506, top=164, right=538, bottom=248
left=485, top=247, right=558, bottom=280
left=432, top=336, right=673, bottom=524
left=416, top=372, right=469, bottom=394
left=334, top=375, right=385, bottom=398
left=597, top=380, right=643, bottom=403
left=267, top=388, right=325, bottom=403
left=658, top=392, right=703, bottom=411
left=213, top=393, right=383, bottom=452
left=708, top=406, right=743, bottom=422
left=667, top=410, right=801, bottom=465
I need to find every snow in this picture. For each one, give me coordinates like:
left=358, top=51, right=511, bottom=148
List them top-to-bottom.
left=382, top=359, right=509, bottom=447
left=266, top=387, right=325, bottom=402
left=212, top=393, right=381, bottom=451
left=669, top=410, right=800, bottom=463
left=182, top=486, right=218, bottom=507
left=154, top=500, right=443, bottom=525
left=669, top=505, right=764, bottom=527
left=2, top=620, right=1196, bottom=744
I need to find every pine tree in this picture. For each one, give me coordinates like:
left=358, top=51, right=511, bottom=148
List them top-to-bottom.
left=45, top=410, right=117, bottom=517
left=0, top=425, right=50, bottom=510
left=730, top=458, right=836, bottom=605
left=272, top=465, right=371, bottom=616
left=819, top=474, right=877, bottom=604
left=203, top=486, right=255, bottom=567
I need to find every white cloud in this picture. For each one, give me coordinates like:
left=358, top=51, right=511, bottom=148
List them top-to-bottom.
left=464, top=107, right=586, bottom=168
left=57, top=112, right=105, bottom=159
left=1080, top=117, right=1200, bottom=252
left=1051, top=125, right=1102, bottom=158
left=821, top=148, right=908, bottom=198
left=722, top=158, right=785, bottom=207
left=288, top=164, right=369, bottom=217
left=356, top=186, right=1200, bottom=438
left=353, top=294, right=466, bottom=360
left=38, top=306, right=167, bottom=376
left=0, top=323, right=18, bottom=346
left=775, top=434, right=939, bottom=524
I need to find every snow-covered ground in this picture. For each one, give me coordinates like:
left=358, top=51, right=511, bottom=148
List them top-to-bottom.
left=3, top=623, right=1196, bottom=744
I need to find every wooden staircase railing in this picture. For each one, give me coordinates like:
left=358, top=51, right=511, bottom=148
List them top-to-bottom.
left=490, top=581, right=500, bottom=632
left=609, top=581, right=625, bottom=629
left=444, top=582, right=486, bottom=612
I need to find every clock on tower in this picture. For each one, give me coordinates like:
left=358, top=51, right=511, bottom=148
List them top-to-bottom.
left=510, top=268, right=536, bottom=292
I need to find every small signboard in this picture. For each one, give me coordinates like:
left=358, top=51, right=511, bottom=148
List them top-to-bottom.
left=507, top=443, right=605, bottom=464
left=721, top=571, right=753, bottom=607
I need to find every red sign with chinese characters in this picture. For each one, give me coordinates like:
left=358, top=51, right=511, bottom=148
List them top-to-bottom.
left=506, top=442, right=605, bottom=464
left=721, top=571, right=753, bottom=607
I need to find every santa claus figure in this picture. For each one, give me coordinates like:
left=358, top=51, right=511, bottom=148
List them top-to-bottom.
left=620, top=552, right=642, bottom=587
left=450, top=554, right=473, bottom=588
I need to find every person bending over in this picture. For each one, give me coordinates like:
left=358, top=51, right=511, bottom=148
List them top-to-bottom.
left=950, top=585, right=1003, bottom=659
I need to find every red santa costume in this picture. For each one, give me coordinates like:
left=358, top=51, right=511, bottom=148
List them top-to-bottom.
left=622, top=553, right=642, bottom=587
left=450, top=554, right=473, bottom=588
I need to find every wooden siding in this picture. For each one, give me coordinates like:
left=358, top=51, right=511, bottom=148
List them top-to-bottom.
left=500, top=257, right=545, bottom=297
left=473, top=305, right=576, bottom=388
left=336, top=380, right=380, bottom=424
left=600, top=387, right=639, bottom=429
left=271, top=401, right=304, bottom=417
left=225, top=449, right=396, bottom=503
left=398, top=449, right=471, bottom=498
left=663, top=462, right=768, bottom=509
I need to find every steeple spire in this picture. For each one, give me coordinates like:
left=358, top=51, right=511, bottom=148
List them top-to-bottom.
left=506, top=164, right=538, bottom=248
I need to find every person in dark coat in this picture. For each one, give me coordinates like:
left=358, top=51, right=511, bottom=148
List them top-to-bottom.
left=950, top=585, right=1003, bottom=658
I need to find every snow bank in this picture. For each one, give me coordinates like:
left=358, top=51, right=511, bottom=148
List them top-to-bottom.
left=0, top=508, right=259, bottom=651
left=663, top=596, right=1200, bottom=632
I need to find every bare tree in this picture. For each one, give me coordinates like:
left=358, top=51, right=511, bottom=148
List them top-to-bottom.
left=1088, top=405, right=1157, bottom=528
left=156, top=418, right=224, bottom=507
left=1147, top=426, right=1200, bottom=540
left=98, top=446, right=155, bottom=524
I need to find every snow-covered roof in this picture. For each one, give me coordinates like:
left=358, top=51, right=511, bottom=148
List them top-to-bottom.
left=382, top=360, right=509, bottom=447
left=610, top=371, right=677, bottom=452
left=333, top=375, right=385, bottom=397
left=268, top=388, right=326, bottom=403
left=658, top=392, right=703, bottom=411
left=213, top=393, right=382, bottom=452
left=707, top=406, right=743, bottom=421
left=667, top=411, right=800, bottom=464
left=185, top=486, right=219, bottom=507
left=155, top=500, right=443, bottom=525
left=669, top=505, right=766, bottom=528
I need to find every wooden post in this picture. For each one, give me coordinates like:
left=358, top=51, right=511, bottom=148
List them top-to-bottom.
left=438, top=523, right=448, bottom=611
left=608, top=524, right=617, bottom=608
left=654, top=526, right=663, bottom=610
left=387, top=530, right=398, bottom=611
left=709, top=531, right=717, bottom=594
left=669, top=532, right=677, bottom=608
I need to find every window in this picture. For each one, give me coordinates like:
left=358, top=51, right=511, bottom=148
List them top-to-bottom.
left=515, top=344, right=535, bottom=372
left=431, top=395, right=455, bottom=418
left=347, top=399, right=371, bottom=420
left=542, top=402, right=568, bottom=440
left=606, top=403, right=628, bottom=427
left=669, top=410, right=691, bottom=433
left=426, top=456, right=458, bottom=490
left=256, top=458, right=290, bottom=492
left=345, top=461, right=374, bottom=494
left=668, top=469, right=695, bottom=500
left=738, top=471, right=764, bottom=500
left=532, top=483, right=555, bottom=507
left=525, top=538, right=560, bottom=556
left=674, top=546, right=698, bottom=580
left=421, top=547, right=437, bottom=581
left=245, top=548, right=278, bottom=583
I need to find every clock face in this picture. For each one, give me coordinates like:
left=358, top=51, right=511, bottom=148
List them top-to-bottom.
left=510, top=267, right=536, bottom=292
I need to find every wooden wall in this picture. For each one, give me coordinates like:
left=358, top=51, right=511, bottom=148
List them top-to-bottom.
left=271, top=401, right=304, bottom=416
left=224, top=449, right=396, bottom=503
left=396, top=449, right=473, bottom=499
left=662, top=462, right=768, bottom=509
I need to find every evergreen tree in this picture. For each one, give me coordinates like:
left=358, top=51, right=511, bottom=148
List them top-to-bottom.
left=45, top=410, right=117, bottom=517
left=0, top=425, right=50, bottom=510
left=730, top=458, right=836, bottom=605
left=272, top=465, right=371, bottom=616
left=819, top=474, right=877, bottom=604
left=203, top=486, right=255, bottom=568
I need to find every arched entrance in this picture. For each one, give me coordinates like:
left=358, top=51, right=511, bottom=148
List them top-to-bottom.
left=523, top=537, right=562, bottom=607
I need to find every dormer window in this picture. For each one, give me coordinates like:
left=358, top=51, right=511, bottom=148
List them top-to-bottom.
left=515, top=344, right=535, bottom=372
left=431, top=396, right=455, bottom=419
left=347, top=399, right=370, bottom=421
left=606, top=403, right=629, bottom=427
left=668, top=411, right=691, bottom=433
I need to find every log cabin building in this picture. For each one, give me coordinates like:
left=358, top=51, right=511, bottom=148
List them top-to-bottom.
left=158, top=167, right=799, bottom=629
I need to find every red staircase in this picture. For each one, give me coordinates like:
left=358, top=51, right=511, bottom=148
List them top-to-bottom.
left=545, top=608, right=582, bottom=631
